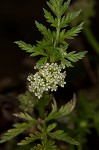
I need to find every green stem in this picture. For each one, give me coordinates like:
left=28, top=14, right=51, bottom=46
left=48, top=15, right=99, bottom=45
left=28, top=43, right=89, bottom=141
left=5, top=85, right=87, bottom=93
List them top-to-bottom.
left=54, top=2, right=61, bottom=47
left=56, top=18, right=60, bottom=44
left=54, top=20, right=60, bottom=47
left=83, top=27, right=99, bottom=54
left=41, top=122, right=48, bottom=147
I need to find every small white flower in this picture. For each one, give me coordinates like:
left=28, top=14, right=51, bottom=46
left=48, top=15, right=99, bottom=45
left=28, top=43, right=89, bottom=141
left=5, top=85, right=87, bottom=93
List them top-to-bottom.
left=27, top=63, right=66, bottom=99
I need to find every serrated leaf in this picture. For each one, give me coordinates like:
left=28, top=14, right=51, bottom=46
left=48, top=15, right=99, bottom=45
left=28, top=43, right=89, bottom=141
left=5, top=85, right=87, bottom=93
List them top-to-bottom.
left=47, top=0, right=71, bottom=18
left=59, top=0, right=71, bottom=17
left=47, top=1, right=59, bottom=17
left=43, top=8, right=57, bottom=27
left=60, top=10, right=81, bottom=28
left=66, top=10, right=81, bottom=23
left=35, top=21, right=52, bottom=39
left=65, top=22, right=84, bottom=39
left=59, top=29, right=67, bottom=43
left=30, top=40, right=49, bottom=57
left=15, top=41, right=35, bottom=53
left=30, top=48, right=46, bottom=57
left=65, top=51, right=87, bottom=62
left=36, top=56, right=48, bottom=68
left=62, top=59, right=73, bottom=67
left=45, top=94, right=76, bottom=122
left=13, top=112, right=36, bottom=122
left=0, top=121, right=37, bottom=143
left=46, top=123, right=57, bottom=133
left=49, top=130, right=79, bottom=145
left=18, top=133, right=40, bottom=145
left=32, top=140, right=58, bottom=150
left=42, top=140, right=58, bottom=150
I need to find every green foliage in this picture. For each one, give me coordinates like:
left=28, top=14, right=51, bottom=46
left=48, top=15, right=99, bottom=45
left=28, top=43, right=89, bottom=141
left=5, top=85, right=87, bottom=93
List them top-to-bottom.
left=0, top=0, right=87, bottom=149
left=15, top=0, right=86, bottom=67
left=64, top=22, right=84, bottom=39
left=15, top=41, right=35, bottom=53
left=62, top=51, right=87, bottom=67
left=65, top=51, right=87, bottom=62
left=58, top=90, right=99, bottom=150
left=18, top=91, right=38, bottom=113
left=36, top=93, right=53, bottom=118
left=45, top=94, right=76, bottom=121
left=0, top=98, right=78, bottom=149
left=17, top=110, right=79, bottom=148
left=13, top=112, right=34, bottom=121
left=0, top=120, right=38, bottom=143
left=46, top=123, right=57, bottom=132
left=48, top=130, right=79, bottom=145
left=18, top=133, right=40, bottom=145
left=31, top=140, right=58, bottom=150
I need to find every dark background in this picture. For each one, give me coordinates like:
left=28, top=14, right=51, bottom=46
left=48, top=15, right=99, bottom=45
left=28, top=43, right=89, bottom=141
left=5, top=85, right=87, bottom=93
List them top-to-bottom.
left=0, top=0, right=47, bottom=92
left=0, top=0, right=45, bottom=78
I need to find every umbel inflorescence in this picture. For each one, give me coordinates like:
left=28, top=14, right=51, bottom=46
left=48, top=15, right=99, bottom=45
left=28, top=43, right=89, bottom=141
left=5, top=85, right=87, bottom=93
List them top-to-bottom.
left=27, top=63, right=66, bottom=99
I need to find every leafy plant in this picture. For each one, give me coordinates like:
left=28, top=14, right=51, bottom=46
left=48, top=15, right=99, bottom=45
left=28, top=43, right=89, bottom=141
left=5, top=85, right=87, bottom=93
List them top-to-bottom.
left=0, top=0, right=86, bottom=149
left=60, top=91, right=99, bottom=150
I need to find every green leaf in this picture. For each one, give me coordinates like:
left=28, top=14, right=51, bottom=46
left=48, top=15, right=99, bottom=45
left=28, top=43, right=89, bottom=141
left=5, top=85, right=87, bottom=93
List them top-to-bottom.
left=47, top=0, right=71, bottom=18
left=47, top=0, right=60, bottom=17
left=59, top=0, right=71, bottom=17
left=43, top=8, right=57, bottom=27
left=60, top=10, right=81, bottom=28
left=66, top=10, right=81, bottom=24
left=35, top=21, right=52, bottom=39
left=35, top=21, right=47, bottom=35
left=65, top=22, right=84, bottom=39
left=59, top=29, right=67, bottom=44
left=15, top=40, right=47, bottom=58
left=30, top=40, right=48, bottom=57
left=15, top=41, right=35, bottom=53
left=48, top=46, right=62, bottom=62
left=30, top=48, right=46, bottom=57
left=65, top=51, right=87, bottom=62
left=36, top=56, right=48, bottom=68
left=62, top=59, right=73, bottom=67
left=18, top=91, right=37, bottom=113
left=36, top=93, right=53, bottom=118
left=45, top=94, right=76, bottom=121
left=13, top=112, right=36, bottom=122
left=0, top=121, right=37, bottom=143
left=46, top=123, right=57, bottom=133
left=49, top=130, right=79, bottom=145
left=18, top=133, right=40, bottom=145
left=32, top=140, right=58, bottom=150
left=42, top=140, right=59, bottom=150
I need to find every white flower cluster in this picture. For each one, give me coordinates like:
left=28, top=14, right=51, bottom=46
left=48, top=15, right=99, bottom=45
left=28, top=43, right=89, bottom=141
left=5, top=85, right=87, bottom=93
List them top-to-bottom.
left=27, top=63, right=66, bottom=99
